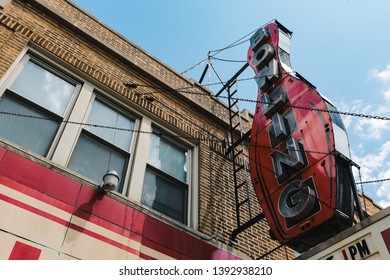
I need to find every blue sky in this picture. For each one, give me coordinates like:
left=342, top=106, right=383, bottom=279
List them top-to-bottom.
left=72, top=0, right=390, bottom=208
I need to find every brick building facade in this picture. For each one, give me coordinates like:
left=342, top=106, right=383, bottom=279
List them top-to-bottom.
left=0, top=0, right=380, bottom=260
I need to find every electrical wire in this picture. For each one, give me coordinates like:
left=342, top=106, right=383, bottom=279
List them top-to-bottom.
left=181, top=19, right=276, bottom=75
left=209, top=19, right=277, bottom=56
left=208, top=27, right=259, bottom=56
left=210, top=56, right=248, bottom=63
left=181, top=58, right=208, bottom=75
left=129, top=81, right=390, bottom=122
left=1, top=108, right=387, bottom=259
left=2, top=108, right=390, bottom=186
left=0, top=110, right=208, bottom=142
left=356, top=177, right=390, bottom=185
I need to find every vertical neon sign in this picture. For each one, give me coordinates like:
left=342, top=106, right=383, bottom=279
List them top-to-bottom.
left=248, top=22, right=354, bottom=252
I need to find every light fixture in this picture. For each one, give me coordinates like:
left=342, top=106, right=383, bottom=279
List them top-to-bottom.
left=99, top=170, right=119, bottom=193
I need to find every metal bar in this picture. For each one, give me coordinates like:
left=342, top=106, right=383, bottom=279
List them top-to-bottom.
left=215, top=62, right=249, bottom=97
left=198, top=63, right=209, bottom=84
left=226, top=86, right=242, bottom=227
left=229, top=89, right=238, bottom=97
left=229, top=99, right=239, bottom=110
left=230, top=110, right=239, bottom=121
left=231, top=122, right=241, bottom=132
left=224, top=129, right=251, bottom=156
left=241, top=129, right=251, bottom=141
left=234, top=149, right=243, bottom=158
left=234, top=164, right=244, bottom=173
left=351, top=176, right=365, bottom=221
left=236, top=181, right=246, bottom=190
left=238, top=198, right=249, bottom=208
left=230, top=212, right=265, bottom=242
left=256, top=243, right=284, bottom=260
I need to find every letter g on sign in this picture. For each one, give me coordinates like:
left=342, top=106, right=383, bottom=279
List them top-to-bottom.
left=278, top=179, right=316, bottom=221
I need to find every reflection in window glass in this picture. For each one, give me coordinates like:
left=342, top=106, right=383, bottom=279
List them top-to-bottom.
left=10, top=60, right=76, bottom=116
left=0, top=95, right=59, bottom=156
left=68, top=99, right=135, bottom=192
left=85, top=99, right=134, bottom=151
left=142, top=131, right=189, bottom=223
left=148, top=133, right=187, bottom=182
left=68, top=134, right=127, bottom=192
left=142, top=169, right=187, bottom=223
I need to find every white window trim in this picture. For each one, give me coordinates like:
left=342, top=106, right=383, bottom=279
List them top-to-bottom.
left=0, top=53, right=82, bottom=159
left=51, top=82, right=94, bottom=166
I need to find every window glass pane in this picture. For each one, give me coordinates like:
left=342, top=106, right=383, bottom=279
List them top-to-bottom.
left=10, top=60, right=76, bottom=116
left=0, top=94, right=59, bottom=156
left=85, top=99, right=134, bottom=151
left=68, top=133, right=127, bottom=192
left=148, top=133, right=187, bottom=182
left=142, top=169, right=187, bottom=223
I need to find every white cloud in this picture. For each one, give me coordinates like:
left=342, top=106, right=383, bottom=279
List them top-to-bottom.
left=369, top=63, right=390, bottom=84
left=333, top=64, right=390, bottom=207
left=340, top=66, right=390, bottom=141
left=384, top=89, right=390, bottom=102
left=339, top=98, right=390, bottom=140
left=338, top=99, right=363, bottom=130
left=354, top=118, right=390, bottom=140
left=352, top=141, right=390, bottom=181
left=351, top=142, right=390, bottom=208
left=374, top=161, right=390, bottom=208
left=376, top=185, right=390, bottom=208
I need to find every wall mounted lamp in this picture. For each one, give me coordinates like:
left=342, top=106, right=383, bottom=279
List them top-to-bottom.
left=99, top=170, right=119, bottom=193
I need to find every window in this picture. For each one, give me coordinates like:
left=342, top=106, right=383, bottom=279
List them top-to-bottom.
left=0, top=53, right=198, bottom=227
left=0, top=59, right=77, bottom=156
left=68, top=98, right=136, bottom=192
left=142, top=130, right=190, bottom=223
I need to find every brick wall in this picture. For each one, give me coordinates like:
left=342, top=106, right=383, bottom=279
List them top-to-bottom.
left=0, top=0, right=293, bottom=259
left=358, top=192, right=382, bottom=217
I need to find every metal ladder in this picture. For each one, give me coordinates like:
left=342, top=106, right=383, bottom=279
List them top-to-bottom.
left=223, top=78, right=265, bottom=243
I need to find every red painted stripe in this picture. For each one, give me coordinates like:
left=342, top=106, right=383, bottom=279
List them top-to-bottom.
left=0, top=152, right=82, bottom=205
left=0, top=169, right=238, bottom=260
left=0, top=176, right=74, bottom=214
left=0, top=176, right=144, bottom=242
left=0, top=193, right=151, bottom=259
left=0, top=193, right=69, bottom=226
left=72, top=206, right=143, bottom=244
left=67, top=222, right=140, bottom=258
left=141, top=238, right=190, bottom=260
left=8, top=241, right=41, bottom=260
left=139, top=252, right=156, bottom=260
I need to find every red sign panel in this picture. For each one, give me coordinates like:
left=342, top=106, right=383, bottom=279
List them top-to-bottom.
left=248, top=22, right=354, bottom=252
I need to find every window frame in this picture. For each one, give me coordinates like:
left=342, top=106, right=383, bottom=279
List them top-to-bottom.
left=0, top=54, right=82, bottom=158
left=67, top=94, right=139, bottom=193
left=139, top=126, right=197, bottom=226
left=143, top=164, right=189, bottom=224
